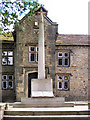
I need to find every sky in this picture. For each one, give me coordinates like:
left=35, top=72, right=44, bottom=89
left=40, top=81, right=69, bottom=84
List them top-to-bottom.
left=0, top=0, right=89, bottom=34
left=38, top=0, right=89, bottom=34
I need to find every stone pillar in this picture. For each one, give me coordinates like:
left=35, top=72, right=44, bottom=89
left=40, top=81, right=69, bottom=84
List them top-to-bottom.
left=38, top=9, right=45, bottom=79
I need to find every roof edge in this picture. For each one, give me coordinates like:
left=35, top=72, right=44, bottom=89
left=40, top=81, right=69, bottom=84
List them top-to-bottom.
left=44, top=16, right=57, bottom=25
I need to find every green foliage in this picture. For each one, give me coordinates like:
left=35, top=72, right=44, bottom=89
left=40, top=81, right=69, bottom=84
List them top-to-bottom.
left=0, top=0, right=40, bottom=31
left=0, top=27, right=3, bottom=32
left=0, top=27, right=3, bottom=35
left=21, top=27, right=25, bottom=32
left=1, top=32, right=13, bottom=39
left=2, top=33, right=6, bottom=37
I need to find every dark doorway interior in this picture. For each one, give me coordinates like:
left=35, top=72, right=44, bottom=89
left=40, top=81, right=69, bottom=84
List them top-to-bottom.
left=28, top=72, right=38, bottom=97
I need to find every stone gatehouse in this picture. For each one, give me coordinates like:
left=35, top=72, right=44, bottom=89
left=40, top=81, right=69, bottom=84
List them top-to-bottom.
left=0, top=6, right=88, bottom=102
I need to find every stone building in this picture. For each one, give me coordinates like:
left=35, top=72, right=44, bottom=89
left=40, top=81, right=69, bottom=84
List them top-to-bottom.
left=0, top=6, right=88, bottom=102
left=55, top=35, right=88, bottom=101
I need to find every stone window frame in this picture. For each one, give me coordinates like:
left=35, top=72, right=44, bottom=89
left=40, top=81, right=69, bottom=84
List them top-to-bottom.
left=29, top=46, right=38, bottom=62
left=2, top=50, right=14, bottom=66
left=57, top=52, right=70, bottom=67
left=2, top=75, right=13, bottom=90
left=57, top=75, right=70, bottom=91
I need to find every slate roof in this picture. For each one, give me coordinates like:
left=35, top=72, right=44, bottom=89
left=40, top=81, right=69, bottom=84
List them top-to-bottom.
left=0, top=32, right=89, bottom=45
left=56, top=34, right=88, bottom=45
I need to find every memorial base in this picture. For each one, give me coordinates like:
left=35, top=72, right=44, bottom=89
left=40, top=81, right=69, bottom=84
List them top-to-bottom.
left=20, top=79, right=74, bottom=107
left=31, top=79, right=54, bottom=97
left=21, top=97, right=66, bottom=107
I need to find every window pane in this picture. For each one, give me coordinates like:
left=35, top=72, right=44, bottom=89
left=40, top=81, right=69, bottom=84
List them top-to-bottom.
left=35, top=22, right=38, bottom=26
left=29, top=46, right=38, bottom=62
left=30, top=47, right=35, bottom=52
left=2, top=51, right=7, bottom=56
left=8, top=51, right=13, bottom=56
left=58, top=52, right=62, bottom=57
left=30, top=53, right=35, bottom=61
left=36, top=53, right=38, bottom=61
left=65, top=53, right=69, bottom=57
left=2, top=57, right=7, bottom=65
left=8, top=57, right=13, bottom=65
left=65, top=58, right=68, bottom=66
left=58, top=59, right=62, bottom=65
left=2, top=75, right=7, bottom=80
left=9, top=75, right=13, bottom=80
left=58, top=76, right=63, bottom=80
left=64, top=76, right=68, bottom=80
left=3, top=81, right=7, bottom=89
left=8, top=81, right=13, bottom=89
left=59, top=82, right=62, bottom=89
left=64, top=82, right=68, bottom=89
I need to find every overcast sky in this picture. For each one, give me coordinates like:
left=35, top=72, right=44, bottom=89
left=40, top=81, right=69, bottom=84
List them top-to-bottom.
left=38, top=0, right=89, bottom=34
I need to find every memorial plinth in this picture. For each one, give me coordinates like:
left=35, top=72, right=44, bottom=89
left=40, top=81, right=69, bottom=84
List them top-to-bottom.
left=31, top=79, right=54, bottom=97
left=21, top=97, right=65, bottom=107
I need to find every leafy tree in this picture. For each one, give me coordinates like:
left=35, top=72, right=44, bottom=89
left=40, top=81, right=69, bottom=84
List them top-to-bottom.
left=0, top=0, right=40, bottom=32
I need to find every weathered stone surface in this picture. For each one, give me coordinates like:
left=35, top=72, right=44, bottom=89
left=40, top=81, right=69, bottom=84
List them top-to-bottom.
left=38, top=10, right=45, bottom=79
left=1, top=41, right=15, bottom=102
left=55, top=45, right=88, bottom=101
left=31, top=79, right=54, bottom=97
left=21, top=97, right=65, bottom=106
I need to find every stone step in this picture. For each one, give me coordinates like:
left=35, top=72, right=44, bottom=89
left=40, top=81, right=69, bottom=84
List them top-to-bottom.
left=21, top=97, right=65, bottom=104
left=9, top=101, right=88, bottom=108
left=66, top=102, right=88, bottom=106
left=12, top=103, right=74, bottom=108
left=4, top=110, right=89, bottom=116
left=3, top=115, right=89, bottom=120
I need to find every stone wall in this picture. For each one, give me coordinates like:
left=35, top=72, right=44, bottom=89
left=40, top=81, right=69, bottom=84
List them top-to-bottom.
left=0, top=40, right=2, bottom=102
left=55, top=45, right=88, bottom=101
left=2, top=90, right=15, bottom=102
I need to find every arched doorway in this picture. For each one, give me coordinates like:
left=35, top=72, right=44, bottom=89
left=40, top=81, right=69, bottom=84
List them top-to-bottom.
left=28, top=72, right=38, bottom=97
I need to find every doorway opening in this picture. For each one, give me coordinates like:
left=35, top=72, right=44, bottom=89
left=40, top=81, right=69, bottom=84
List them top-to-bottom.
left=28, top=72, right=38, bottom=97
